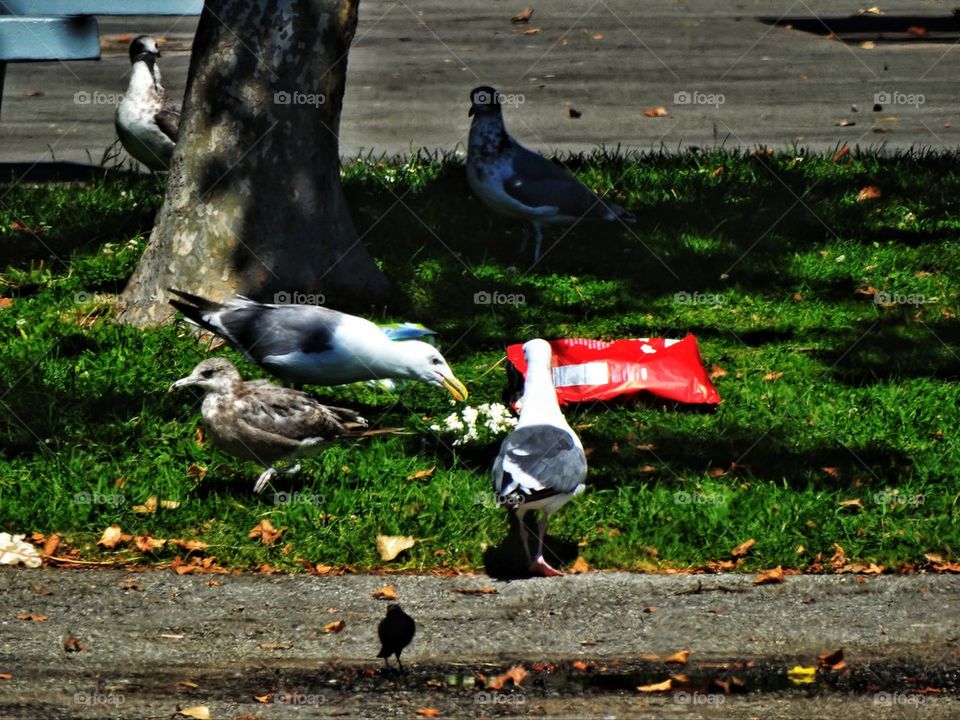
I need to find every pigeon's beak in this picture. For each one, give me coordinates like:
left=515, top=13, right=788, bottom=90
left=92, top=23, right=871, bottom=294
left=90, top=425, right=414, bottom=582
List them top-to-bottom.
left=468, top=106, right=475, bottom=117
left=439, top=372, right=468, bottom=401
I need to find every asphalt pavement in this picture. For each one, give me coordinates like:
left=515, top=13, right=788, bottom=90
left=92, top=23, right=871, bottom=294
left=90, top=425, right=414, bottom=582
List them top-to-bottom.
left=1, top=0, right=959, bottom=166
left=1, top=569, right=958, bottom=718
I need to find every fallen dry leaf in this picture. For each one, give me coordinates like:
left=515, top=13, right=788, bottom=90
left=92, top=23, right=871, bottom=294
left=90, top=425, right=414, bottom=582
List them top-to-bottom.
left=511, top=6, right=533, bottom=23
left=522, top=27, right=540, bottom=35
left=592, top=32, right=604, bottom=40
left=644, top=106, right=669, bottom=118
left=836, top=119, right=855, bottom=127
left=832, top=145, right=850, bottom=163
left=856, top=186, right=881, bottom=202
left=0, top=298, right=13, bottom=309
left=708, top=364, right=728, bottom=379
left=762, top=371, right=784, bottom=382
left=406, top=467, right=435, bottom=481
left=707, top=467, right=727, bottom=478
left=133, top=496, right=158, bottom=514
left=839, top=498, right=863, bottom=510
left=248, top=519, right=285, bottom=546
left=97, top=525, right=128, bottom=549
left=42, top=534, right=61, bottom=557
left=134, top=535, right=166, bottom=552
left=376, top=535, right=416, bottom=561
left=731, top=538, right=756, bottom=558
left=170, top=539, right=208, bottom=552
left=831, top=544, right=846, bottom=571
left=924, top=553, right=944, bottom=564
left=569, top=556, right=590, bottom=574
left=753, top=566, right=785, bottom=585
left=372, top=584, right=398, bottom=600
left=452, top=586, right=498, bottom=595
left=16, top=613, right=48, bottom=622
left=322, top=619, right=346, bottom=634
left=64, top=636, right=84, bottom=653
left=258, top=641, right=292, bottom=650
left=818, top=647, right=844, bottom=670
left=664, top=649, right=690, bottom=665
left=571, top=660, right=589, bottom=671
left=486, top=665, right=528, bottom=690
left=0, top=673, right=11, bottom=680
left=637, top=678, right=673, bottom=693
left=179, top=681, right=199, bottom=689
left=175, top=707, right=210, bottom=720
left=415, top=710, right=440, bottom=718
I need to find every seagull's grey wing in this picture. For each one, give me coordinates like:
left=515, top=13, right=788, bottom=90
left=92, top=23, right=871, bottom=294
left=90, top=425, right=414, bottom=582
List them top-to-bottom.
left=154, top=108, right=180, bottom=143
left=505, top=146, right=632, bottom=221
left=218, top=304, right=343, bottom=364
left=238, top=382, right=361, bottom=441
left=492, top=424, right=587, bottom=501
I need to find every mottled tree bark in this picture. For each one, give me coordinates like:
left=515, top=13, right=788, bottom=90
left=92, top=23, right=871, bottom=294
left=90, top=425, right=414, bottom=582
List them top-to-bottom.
left=120, top=0, right=389, bottom=326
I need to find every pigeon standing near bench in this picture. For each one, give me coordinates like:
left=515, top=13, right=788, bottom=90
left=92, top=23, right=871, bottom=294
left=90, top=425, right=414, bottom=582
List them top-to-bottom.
left=116, top=35, right=180, bottom=171
left=466, top=85, right=635, bottom=262
left=491, top=339, right=587, bottom=576
left=170, top=357, right=368, bottom=493
left=377, top=604, right=416, bottom=673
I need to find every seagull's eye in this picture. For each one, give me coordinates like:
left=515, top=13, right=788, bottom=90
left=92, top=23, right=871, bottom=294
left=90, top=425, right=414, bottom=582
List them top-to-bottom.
left=431, top=357, right=443, bottom=366
left=201, top=369, right=214, bottom=378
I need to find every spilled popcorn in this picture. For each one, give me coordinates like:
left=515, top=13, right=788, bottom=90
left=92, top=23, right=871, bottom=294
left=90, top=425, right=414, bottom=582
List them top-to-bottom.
left=430, top=403, right=517, bottom=446
left=0, top=532, right=42, bottom=568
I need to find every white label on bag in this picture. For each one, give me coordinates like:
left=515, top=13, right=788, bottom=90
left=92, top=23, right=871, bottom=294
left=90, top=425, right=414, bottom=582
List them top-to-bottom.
left=552, top=362, right=610, bottom=387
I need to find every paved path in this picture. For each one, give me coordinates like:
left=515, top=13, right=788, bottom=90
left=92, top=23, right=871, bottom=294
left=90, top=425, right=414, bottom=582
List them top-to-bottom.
left=1, top=0, right=959, bottom=167
left=1, top=569, right=958, bottom=718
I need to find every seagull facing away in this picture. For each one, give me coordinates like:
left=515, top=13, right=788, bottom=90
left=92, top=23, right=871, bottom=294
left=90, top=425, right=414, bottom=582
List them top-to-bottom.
left=115, top=35, right=180, bottom=171
left=467, top=85, right=636, bottom=263
left=168, top=289, right=468, bottom=400
left=491, top=339, right=587, bottom=576
left=170, top=357, right=368, bottom=493
left=377, top=604, right=416, bottom=673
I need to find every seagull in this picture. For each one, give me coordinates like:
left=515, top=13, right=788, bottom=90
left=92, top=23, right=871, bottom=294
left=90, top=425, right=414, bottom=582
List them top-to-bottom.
left=115, top=35, right=180, bottom=171
left=467, top=85, right=636, bottom=262
left=168, top=289, right=468, bottom=400
left=491, top=338, right=587, bottom=576
left=170, top=357, right=369, bottom=493
left=377, top=604, right=416, bottom=673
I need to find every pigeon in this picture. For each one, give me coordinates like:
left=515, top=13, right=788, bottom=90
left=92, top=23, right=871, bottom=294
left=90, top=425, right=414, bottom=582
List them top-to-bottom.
left=115, top=35, right=180, bottom=171
left=467, top=85, right=635, bottom=262
left=168, top=289, right=468, bottom=400
left=491, top=338, right=587, bottom=576
left=169, top=357, right=368, bottom=493
left=377, top=604, right=416, bottom=673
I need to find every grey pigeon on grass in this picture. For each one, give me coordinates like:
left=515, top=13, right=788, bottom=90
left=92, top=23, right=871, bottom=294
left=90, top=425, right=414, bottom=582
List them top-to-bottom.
left=115, top=36, right=180, bottom=171
left=466, top=85, right=635, bottom=262
left=168, top=289, right=468, bottom=400
left=491, top=339, right=587, bottom=576
left=170, top=358, right=368, bottom=493
left=377, top=604, right=416, bottom=673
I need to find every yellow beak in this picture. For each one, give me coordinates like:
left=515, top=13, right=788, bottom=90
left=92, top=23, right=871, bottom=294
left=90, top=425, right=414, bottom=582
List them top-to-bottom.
left=441, top=374, right=468, bottom=401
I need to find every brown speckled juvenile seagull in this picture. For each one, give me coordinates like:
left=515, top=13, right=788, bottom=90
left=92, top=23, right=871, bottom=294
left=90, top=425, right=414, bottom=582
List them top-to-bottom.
left=170, top=358, right=367, bottom=493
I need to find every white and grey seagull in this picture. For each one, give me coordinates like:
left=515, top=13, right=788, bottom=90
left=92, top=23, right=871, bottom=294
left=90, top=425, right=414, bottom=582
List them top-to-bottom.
left=115, top=35, right=180, bottom=171
left=467, top=85, right=636, bottom=262
left=168, top=289, right=468, bottom=400
left=491, top=338, right=587, bottom=577
left=170, top=357, right=369, bottom=493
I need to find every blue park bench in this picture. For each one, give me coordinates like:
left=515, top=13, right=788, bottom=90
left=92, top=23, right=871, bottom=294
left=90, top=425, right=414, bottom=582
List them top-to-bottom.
left=0, top=0, right=202, bottom=117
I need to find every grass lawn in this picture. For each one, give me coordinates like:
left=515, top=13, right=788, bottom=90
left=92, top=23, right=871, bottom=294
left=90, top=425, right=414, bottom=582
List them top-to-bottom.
left=1, top=148, right=959, bottom=574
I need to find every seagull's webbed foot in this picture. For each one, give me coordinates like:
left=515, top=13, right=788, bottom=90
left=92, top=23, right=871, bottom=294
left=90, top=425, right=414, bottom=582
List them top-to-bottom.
left=253, top=467, right=277, bottom=494
left=529, top=556, right=564, bottom=577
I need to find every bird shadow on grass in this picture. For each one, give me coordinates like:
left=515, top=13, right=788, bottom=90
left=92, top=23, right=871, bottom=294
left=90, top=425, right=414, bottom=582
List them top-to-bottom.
left=482, top=512, right=579, bottom=579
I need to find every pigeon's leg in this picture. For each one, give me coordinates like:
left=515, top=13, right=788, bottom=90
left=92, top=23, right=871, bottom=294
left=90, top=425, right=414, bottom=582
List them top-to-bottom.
left=519, top=224, right=531, bottom=253
left=530, top=224, right=544, bottom=263
left=283, top=462, right=302, bottom=476
left=253, top=467, right=277, bottom=494
left=530, top=512, right=563, bottom=577
left=396, top=654, right=405, bottom=673
left=382, top=656, right=391, bottom=672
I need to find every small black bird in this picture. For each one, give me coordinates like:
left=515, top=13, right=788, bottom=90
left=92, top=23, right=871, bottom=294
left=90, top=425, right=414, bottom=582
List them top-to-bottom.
left=377, top=604, right=416, bottom=673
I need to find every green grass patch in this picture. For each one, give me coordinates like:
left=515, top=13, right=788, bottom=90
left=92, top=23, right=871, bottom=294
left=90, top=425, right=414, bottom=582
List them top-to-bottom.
left=2, top=147, right=959, bottom=573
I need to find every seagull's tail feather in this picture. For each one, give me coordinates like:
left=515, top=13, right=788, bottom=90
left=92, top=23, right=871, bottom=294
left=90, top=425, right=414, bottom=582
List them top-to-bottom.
left=168, top=288, right=231, bottom=336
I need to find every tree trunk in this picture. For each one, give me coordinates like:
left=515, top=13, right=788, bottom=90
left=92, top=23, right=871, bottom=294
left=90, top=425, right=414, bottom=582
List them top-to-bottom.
left=120, top=0, right=389, bottom=326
